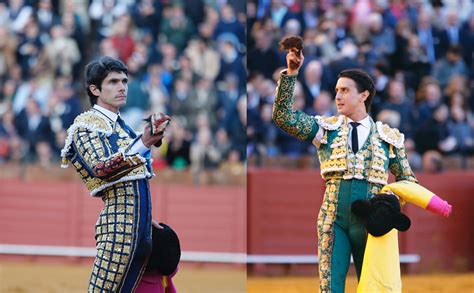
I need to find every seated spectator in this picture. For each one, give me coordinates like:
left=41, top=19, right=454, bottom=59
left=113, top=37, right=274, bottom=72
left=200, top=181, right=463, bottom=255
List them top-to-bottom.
left=159, top=3, right=195, bottom=51
left=40, top=24, right=81, bottom=78
left=432, top=45, right=468, bottom=88
left=301, top=60, right=332, bottom=110
left=415, top=78, right=443, bottom=129
left=380, top=79, right=416, bottom=138
left=308, top=91, right=336, bottom=117
left=14, top=98, right=55, bottom=161
left=255, top=103, right=279, bottom=158
left=415, top=104, right=450, bottom=155
left=447, top=106, right=474, bottom=154
left=0, top=109, right=23, bottom=162
left=376, top=109, right=401, bottom=129
left=165, top=118, right=191, bottom=170
left=190, top=127, right=221, bottom=183
left=215, top=127, right=231, bottom=161
left=405, top=138, right=422, bottom=171
left=220, top=148, right=245, bottom=176
left=422, top=150, right=443, bottom=173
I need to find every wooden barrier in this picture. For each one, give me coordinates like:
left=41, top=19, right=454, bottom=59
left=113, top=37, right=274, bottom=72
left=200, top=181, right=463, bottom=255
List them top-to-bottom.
left=2, top=167, right=474, bottom=273
left=248, top=169, right=474, bottom=273
left=0, top=178, right=246, bottom=260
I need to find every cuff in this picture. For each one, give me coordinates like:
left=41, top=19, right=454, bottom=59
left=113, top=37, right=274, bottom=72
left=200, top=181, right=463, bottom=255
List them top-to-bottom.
left=280, top=69, right=298, bottom=77
left=126, top=136, right=150, bottom=156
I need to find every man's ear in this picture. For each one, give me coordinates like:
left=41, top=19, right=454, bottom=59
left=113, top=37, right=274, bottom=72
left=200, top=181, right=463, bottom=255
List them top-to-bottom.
left=89, top=84, right=100, bottom=97
left=360, top=90, right=369, bottom=102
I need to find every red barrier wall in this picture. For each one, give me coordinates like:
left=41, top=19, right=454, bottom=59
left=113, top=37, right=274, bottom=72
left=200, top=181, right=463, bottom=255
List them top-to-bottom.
left=248, top=169, right=474, bottom=273
left=0, top=179, right=246, bottom=254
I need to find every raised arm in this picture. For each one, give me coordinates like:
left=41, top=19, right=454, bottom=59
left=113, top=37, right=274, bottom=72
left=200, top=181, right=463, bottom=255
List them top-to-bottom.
left=272, top=47, right=318, bottom=142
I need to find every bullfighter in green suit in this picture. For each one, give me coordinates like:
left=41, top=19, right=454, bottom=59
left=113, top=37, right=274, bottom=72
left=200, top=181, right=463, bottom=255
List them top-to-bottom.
left=272, top=45, right=417, bottom=292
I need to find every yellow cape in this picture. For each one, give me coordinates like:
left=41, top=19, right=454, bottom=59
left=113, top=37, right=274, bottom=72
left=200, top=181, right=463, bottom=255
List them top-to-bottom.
left=357, top=181, right=451, bottom=293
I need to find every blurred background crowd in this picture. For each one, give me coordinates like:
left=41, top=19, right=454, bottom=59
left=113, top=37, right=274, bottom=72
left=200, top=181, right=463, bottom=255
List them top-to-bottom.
left=0, top=0, right=246, bottom=182
left=247, top=0, right=473, bottom=172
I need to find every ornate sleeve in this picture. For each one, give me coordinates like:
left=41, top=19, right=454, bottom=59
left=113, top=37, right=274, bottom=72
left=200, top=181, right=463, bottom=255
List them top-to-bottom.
left=272, top=72, right=319, bottom=142
left=72, top=128, right=146, bottom=182
left=388, top=145, right=418, bottom=183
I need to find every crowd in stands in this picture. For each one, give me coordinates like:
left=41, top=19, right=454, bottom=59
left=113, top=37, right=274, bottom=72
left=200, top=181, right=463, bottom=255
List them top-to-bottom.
left=0, top=0, right=246, bottom=180
left=247, top=0, right=473, bottom=172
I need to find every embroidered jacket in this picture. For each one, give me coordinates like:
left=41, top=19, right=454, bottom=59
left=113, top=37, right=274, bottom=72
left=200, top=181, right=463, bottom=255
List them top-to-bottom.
left=272, top=72, right=417, bottom=186
left=61, top=109, right=152, bottom=196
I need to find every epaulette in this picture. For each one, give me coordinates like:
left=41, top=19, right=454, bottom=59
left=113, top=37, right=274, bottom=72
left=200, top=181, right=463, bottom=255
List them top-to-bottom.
left=60, top=110, right=113, bottom=168
left=315, top=115, right=344, bottom=130
left=376, top=121, right=405, bottom=149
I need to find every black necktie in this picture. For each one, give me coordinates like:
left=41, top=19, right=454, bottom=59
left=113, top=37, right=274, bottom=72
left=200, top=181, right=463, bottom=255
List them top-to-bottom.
left=350, top=122, right=360, bottom=153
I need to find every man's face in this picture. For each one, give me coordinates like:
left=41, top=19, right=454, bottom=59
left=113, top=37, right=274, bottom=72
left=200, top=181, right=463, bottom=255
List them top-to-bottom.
left=93, top=71, right=128, bottom=113
left=334, top=77, right=367, bottom=118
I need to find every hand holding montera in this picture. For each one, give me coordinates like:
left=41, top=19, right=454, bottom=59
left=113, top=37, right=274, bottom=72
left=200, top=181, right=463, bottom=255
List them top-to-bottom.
left=279, top=36, right=304, bottom=74
left=142, top=113, right=171, bottom=147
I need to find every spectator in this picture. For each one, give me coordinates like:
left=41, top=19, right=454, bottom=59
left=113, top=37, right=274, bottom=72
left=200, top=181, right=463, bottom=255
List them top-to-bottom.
left=131, top=0, right=162, bottom=41
left=159, top=3, right=195, bottom=51
left=213, top=4, right=245, bottom=44
left=415, top=9, right=448, bottom=64
left=366, top=12, right=395, bottom=64
left=109, top=14, right=135, bottom=63
left=17, top=19, right=42, bottom=80
left=40, top=24, right=81, bottom=78
left=0, top=25, right=17, bottom=82
left=247, top=28, right=279, bottom=79
left=216, top=32, right=246, bottom=88
left=185, top=38, right=220, bottom=81
left=432, top=45, right=468, bottom=88
left=301, top=60, right=332, bottom=109
left=415, top=78, right=442, bottom=128
left=381, top=79, right=416, bottom=138
left=308, top=91, right=336, bottom=117
left=224, top=96, right=246, bottom=161
left=15, top=98, right=55, bottom=161
left=254, top=103, right=279, bottom=158
left=415, top=104, right=450, bottom=155
left=447, top=106, right=474, bottom=155
left=0, top=109, right=23, bottom=162
left=166, top=118, right=191, bottom=170
left=190, top=126, right=221, bottom=182
left=215, top=127, right=232, bottom=160
left=405, top=138, right=422, bottom=171
left=422, top=150, right=443, bottom=173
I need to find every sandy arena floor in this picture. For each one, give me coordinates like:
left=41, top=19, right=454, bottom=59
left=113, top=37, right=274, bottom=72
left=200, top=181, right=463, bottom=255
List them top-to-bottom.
left=0, top=262, right=245, bottom=293
left=1, top=262, right=474, bottom=293
left=248, top=274, right=474, bottom=293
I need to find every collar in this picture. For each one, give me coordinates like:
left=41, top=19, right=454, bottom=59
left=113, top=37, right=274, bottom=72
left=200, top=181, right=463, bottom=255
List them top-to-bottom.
left=93, top=104, right=119, bottom=123
left=347, top=115, right=371, bottom=130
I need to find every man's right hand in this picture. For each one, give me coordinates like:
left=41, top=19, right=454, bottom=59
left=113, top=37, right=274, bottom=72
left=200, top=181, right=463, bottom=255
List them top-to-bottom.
left=286, top=47, right=304, bottom=75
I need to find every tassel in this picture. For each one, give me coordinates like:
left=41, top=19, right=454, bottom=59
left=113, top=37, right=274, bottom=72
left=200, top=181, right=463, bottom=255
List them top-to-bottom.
left=321, top=131, right=328, bottom=144
left=389, top=144, right=396, bottom=158
left=61, top=157, right=69, bottom=168
left=162, top=275, right=168, bottom=289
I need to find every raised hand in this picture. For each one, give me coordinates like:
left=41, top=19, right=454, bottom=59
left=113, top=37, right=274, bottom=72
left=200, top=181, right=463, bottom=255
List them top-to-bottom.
left=286, top=47, right=304, bottom=75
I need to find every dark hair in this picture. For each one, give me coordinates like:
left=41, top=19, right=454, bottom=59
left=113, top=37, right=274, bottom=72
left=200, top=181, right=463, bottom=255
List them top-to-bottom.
left=85, top=56, right=128, bottom=105
left=338, top=68, right=375, bottom=113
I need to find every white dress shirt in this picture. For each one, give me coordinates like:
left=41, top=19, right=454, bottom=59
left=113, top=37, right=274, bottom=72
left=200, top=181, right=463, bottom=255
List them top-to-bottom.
left=93, top=104, right=149, bottom=156
left=347, top=115, right=371, bottom=151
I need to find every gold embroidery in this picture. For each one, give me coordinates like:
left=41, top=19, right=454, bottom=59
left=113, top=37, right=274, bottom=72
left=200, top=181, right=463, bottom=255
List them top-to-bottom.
left=317, top=180, right=340, bottom=292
